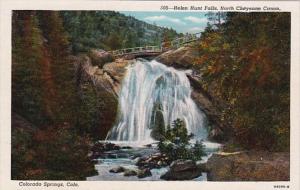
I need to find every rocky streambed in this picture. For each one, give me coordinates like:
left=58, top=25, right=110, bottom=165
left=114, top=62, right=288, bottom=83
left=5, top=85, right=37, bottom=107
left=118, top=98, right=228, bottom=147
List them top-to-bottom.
left=86, top=141, right=221, bottom=181
left=86, top=141, right=290, bottom=181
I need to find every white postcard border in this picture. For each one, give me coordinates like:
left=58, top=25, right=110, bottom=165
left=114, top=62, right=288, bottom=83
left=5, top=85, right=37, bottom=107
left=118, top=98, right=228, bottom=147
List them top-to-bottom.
left=1, top=1, right=299, bottom=190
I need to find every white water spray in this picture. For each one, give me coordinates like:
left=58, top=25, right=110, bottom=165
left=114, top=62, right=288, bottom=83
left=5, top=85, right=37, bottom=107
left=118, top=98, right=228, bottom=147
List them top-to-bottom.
left=106, top=59, right=207, bottom=142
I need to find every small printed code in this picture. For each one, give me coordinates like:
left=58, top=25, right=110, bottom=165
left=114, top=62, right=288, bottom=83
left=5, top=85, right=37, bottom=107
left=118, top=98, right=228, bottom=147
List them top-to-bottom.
left=274, top=185, right=289, bottom=188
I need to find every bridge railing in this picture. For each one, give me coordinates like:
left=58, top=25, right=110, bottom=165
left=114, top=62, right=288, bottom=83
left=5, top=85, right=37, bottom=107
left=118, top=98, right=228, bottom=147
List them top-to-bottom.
left=109, top=32, right=202, bottom=57
left=170, top=32, right=201, bottom=48
left=110, top=45, right=162, bottom=56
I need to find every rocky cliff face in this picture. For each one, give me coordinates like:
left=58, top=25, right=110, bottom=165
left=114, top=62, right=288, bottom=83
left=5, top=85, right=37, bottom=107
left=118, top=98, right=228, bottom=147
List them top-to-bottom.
left=74, top=50, right=132, bottom=139
left=78, top=55, right=131, bottom=97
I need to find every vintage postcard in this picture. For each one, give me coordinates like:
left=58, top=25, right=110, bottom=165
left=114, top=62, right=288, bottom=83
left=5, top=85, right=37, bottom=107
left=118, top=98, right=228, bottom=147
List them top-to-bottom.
left=0, top=0, right=299, bottom=190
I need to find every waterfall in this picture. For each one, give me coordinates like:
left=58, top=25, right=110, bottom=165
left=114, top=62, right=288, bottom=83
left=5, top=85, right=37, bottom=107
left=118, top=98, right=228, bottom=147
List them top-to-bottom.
left=106, top=59, right=207, bottom=142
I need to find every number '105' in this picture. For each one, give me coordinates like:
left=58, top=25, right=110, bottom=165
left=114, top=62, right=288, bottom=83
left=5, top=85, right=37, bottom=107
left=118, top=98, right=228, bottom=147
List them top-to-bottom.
left=160, top=6, right=169, bottom=10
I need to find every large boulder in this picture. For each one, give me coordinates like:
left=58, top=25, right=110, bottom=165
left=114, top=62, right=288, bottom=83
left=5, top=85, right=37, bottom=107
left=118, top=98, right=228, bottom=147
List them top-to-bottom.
left=156, top=46, right=198, bottom=69
left=88, top=49, right=114, bottom=68
left=78, top=55, right=132, bottom=97
left=102, top=58, right=133, bottom=94
left=90, top=142, right=121, bottom=159
left=205, top=151, right=290, bottom=181
left=136, top=153, right=170, bottom=169
left=160, top=160, right=202, bottom=180
left=109, top=166, right=125, bottom=173
left=109, top=166, right=152, bottom=178
left=123, top=169, right=138, bottom=176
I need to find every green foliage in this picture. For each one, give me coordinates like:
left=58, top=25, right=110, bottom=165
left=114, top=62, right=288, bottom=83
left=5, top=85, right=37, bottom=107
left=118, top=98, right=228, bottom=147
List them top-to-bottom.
left=11, top=11, right=97, bottom=180
left=12, top=11, right=49, bottom=126
left=60, top=11, right=180, bottom=53
left=195, top=12, right=290, bottom=151
left=205, top=12, right=226, bottom=29
left=105, top=32, right=122, bottom=50
left=73, top=80, right=100, bottom=137
left=74, top=81, right=118, bottom=140
left=158, top=119, right=206, bottom=161
left=163, top=119, right=191, bottom=144
left=170, top=119, right=190, bottom=144
left=12, top=121, right=97, bottom=180
left=34, top=124, right=97, bottom=180
left=11, top=127, right=35, bottom=179
left=192, top=141, right=206, bottom=161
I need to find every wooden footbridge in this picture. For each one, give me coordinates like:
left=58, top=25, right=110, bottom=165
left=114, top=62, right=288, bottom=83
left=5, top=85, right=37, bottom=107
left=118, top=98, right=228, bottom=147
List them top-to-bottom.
left=109, top=32, right=201, bottom=58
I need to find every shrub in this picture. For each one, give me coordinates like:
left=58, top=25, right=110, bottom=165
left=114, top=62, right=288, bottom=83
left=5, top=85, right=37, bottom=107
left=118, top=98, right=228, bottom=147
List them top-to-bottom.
left=11, top=119, right=97, bottom=180
left=158, top=119, right=206, bottom=161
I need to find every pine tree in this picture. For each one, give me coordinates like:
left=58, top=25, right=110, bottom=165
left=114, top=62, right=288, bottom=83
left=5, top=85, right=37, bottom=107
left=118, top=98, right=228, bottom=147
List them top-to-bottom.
left=12, top=11, right=50, bottom=125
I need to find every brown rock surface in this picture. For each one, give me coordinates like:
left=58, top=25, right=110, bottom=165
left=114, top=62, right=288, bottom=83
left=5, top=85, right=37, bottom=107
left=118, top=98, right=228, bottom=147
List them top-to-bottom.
left=156, top=46, right=198, bottom=69
left=88, top=49, right=114, bottom=68
left=78, top=55, right=132, bottom=97
left=205, top=151, right=290, bottom=181
left=160, top=160, right=202, bottom=180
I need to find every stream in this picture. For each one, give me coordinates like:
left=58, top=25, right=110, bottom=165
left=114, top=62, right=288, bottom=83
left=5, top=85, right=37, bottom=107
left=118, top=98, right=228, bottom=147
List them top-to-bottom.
left=86, top=141, right=221, bottom=181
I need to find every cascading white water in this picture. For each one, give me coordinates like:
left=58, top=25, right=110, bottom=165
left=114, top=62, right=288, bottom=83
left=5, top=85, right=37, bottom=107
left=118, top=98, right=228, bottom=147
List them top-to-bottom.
left=106, top=59, right=207, bottom=142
